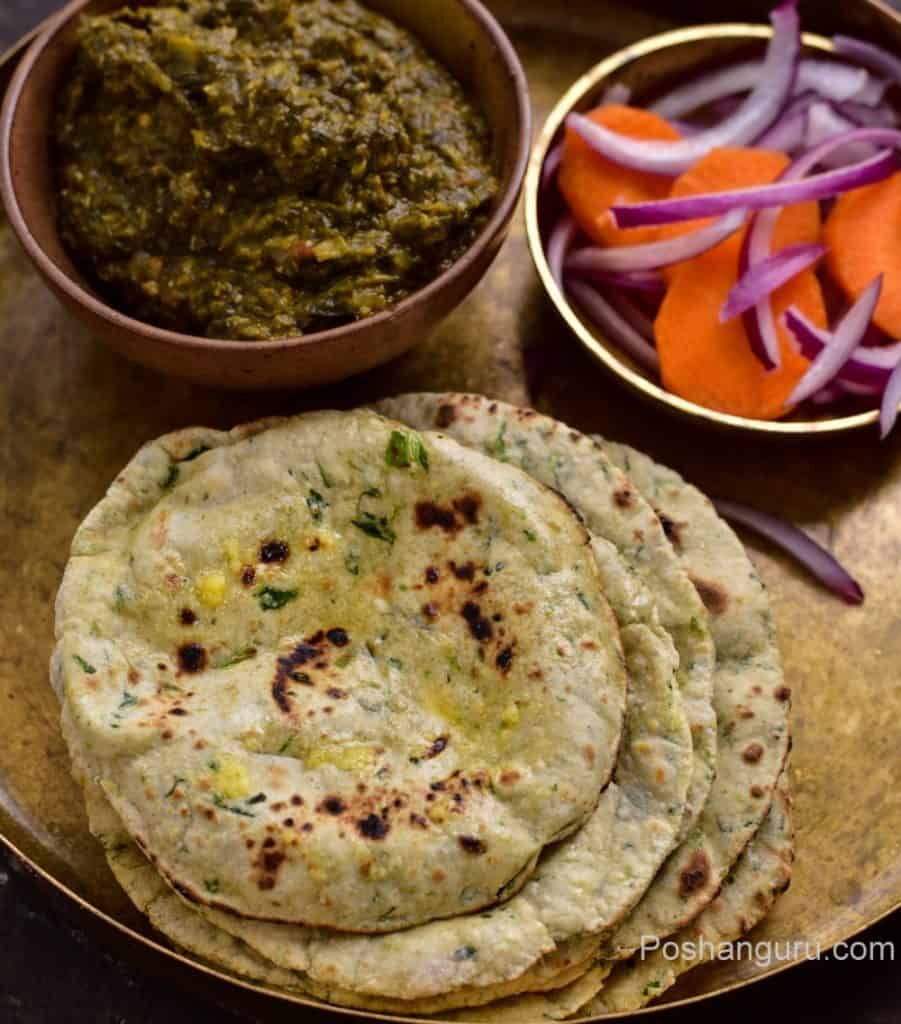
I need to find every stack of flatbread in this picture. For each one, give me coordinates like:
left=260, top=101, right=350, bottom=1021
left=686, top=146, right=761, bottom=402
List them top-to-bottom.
left=52, top=395, right=793, bottom=1019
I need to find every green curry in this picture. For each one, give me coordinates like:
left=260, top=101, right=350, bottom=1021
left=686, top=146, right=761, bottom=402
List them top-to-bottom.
left=54, top=0, right=497, bottom=340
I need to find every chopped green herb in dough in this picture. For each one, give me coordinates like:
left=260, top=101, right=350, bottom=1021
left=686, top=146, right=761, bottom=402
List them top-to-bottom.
left=257, top=587, right=299, bottom=611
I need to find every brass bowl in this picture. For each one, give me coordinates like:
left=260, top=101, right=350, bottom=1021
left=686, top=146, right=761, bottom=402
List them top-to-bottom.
left=0, top=0, right=530, bottom=391
left=525, top=24, right=887, bottom=436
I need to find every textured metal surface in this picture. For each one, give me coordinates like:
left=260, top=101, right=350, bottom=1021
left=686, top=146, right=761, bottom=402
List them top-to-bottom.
left=0, top=1, right=899, bottom=1019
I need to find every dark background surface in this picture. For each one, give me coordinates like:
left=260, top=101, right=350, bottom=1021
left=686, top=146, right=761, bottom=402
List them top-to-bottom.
left=1, top=2, right=899, bottom=1022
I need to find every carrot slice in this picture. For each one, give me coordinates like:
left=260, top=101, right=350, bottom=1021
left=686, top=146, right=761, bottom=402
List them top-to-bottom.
left=557, top=105, right=680, bottom=247
left=656, top=147, right=822, bottom=276
left=653, top=148, right=826, bottom=420
left=824, top=171, right=901, bottom=338
left=656, top=253, right=826, bottom=419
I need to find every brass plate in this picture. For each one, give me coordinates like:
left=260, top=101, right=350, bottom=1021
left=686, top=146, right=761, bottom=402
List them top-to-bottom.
left=1, top=1, right=899, bottom=1020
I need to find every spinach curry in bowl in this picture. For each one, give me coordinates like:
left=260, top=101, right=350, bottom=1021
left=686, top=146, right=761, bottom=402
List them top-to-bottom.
left=54, top=0, right=498, bottom=340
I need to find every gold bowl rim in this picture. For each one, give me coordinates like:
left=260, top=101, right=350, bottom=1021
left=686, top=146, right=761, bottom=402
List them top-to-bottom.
left=525, top=23, right=885, bottom=437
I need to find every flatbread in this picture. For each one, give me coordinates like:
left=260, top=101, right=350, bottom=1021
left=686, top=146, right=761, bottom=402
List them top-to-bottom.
left=376, top=394, right=716, bottom=838
left=123, top=399, right=702, bottom=1007
left=54, top=409, right=626, bottom=933
left=594, top=443, right=791, bottom=959
left=62, top=606, right=691, bottom=1010
left=281, top=620, right=692, bottom=1013
left=584, top=770, right=793, bottom=1014
left=299, top=937, right=604, bottom=1014
left=440, top=964, right=613, bottom=1022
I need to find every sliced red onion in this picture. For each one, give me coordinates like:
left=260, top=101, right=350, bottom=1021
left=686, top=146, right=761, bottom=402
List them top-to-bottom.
left=566, top=1, right=800, bottom=177
left=833, top=35, right=901, bottom=88
left=652, top=59, right=874, bottom=120
left=801, top=61, right=886, bottom=107
left=540, top=76, right=636, bottom=198
left=600, top=81, right=632, bottom=106
left=755, top=88, right=898, bottom=151
left=835, top=99, right=899, bottom=128
left=805, top=102, right=878, bottom=166
left=755, top=104, right=810, bottom=152
left=668, top=118, right=705, bottom=136
left=742, top=127, right=901, bottom=371
left=770, top=127, right=900, bottom=187
left=541, top=141, right=564, bottom=191
left=611, top=147, right=896, bottom=226
left=565, top=207, right=746, bottom=275
left=546, top=214, right=578, bottom=287
left=721, top=242, right=824, bottom=322
left=565, top=263, right=666, bottom=296
left=787, top=275, right=883, bottom=406
left=566, top=278, right=659, bottom=374
left=742, top=285, right=782, bottom=369
left=603, top=287, right=656, bottom=340
left=785, top=306, right=901, bottom=388
left=879, top=360, right=901, bottom=439
left=839, top=378, right=882, bottom=397
left=807, top=380, right=880, bottom=404
left=808, top=383, right=846, bottom=406
left=712, top=499, right=864, bottom=604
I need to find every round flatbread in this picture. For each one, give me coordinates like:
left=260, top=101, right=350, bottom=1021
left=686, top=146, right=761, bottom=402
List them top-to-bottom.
left=376, top=394, right=716, bottom=838
left=54, top=409, right=626, bottom=933
left=593, top=442, right=791, bottom=959
left=63, top=613, right=691, bottom=1012
left=585, top=769, right=793, bottom=1014
left=440, top=963, right=613, bottom=1022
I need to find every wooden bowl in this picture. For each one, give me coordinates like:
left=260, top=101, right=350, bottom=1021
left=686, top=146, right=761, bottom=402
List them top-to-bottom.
left=0, top=0, right=529, bottom=390
left=525, top=23, right=898, bottom=436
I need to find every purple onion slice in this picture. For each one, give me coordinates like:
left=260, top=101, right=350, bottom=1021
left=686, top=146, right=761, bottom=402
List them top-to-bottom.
left=566, top=1, right=801, bottom=176
left=833, top=35, right=901, bottom=88
left=651, top=58, right=879, bottom=121
left=600, top=81, right=632, bottom=107
left=835, top=99, right=899, bottom=128
left=755, top=101, right=810, bottom=152
left=805, top=103, right=878, bottom=166
left=741, top=127, right=901, bottom=370
left=541, top=142, right=564, bottom=191
left=611, top=147, right=896, bottom=227
left=565, top=207, right=746, bottom=274
left=546, top=214, right=578, bottom=286
left=721, top=242, right=824, bottom=322
left=565, top=264, right=666, bottom=296
left=787, top=275, right=883, bottom=406
left=565, top=279, right=659, bottom=374
left=602, top=287, right=656, bottom=340
left=786, top=306, right=901, bottom=388
left=879, top=360, right=901, bottom=439
left=808, top=383, right=846, bottom=406
left=712, top=498, right=864, bottom=604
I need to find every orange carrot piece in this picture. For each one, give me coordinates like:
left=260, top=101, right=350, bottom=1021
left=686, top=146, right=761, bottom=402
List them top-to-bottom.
left=557, top=105, right=680, bottom=248
left=653, top=147, right=826, bottom=420
left=656, top=147, right=822, bottom=278
left=824, top=171, right=901, bottom=338
left=656, top=253, right=827, bottom=420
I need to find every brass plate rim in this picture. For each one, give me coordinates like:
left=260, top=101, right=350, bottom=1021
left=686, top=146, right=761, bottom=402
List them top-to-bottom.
left=1, top=8, right=900, bottom=1024
left=524, top=23, right=886, bottom=437
left=4, top=821, right=900, bottom=1021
